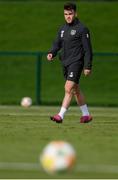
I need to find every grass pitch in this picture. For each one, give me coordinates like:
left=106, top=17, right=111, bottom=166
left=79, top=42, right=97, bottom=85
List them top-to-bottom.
left=0, top=1, right=118, bottom=106
left=0, top=105, right=118, bottom=179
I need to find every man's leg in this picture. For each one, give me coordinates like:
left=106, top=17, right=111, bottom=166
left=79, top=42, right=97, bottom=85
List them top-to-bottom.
left=50, top=80, right=75, bottom=122
left=61, top=80, right=75, bottom=109
left=73, top=84, right=92, bottom=123
left=73, top=84, right=86, bottom=106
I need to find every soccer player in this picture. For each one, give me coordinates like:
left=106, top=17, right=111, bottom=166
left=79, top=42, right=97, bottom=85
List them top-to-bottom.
left=47, top=2, right=93, bottom=123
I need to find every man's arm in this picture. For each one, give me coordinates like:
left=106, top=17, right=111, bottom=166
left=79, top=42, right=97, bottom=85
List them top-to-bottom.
left=82, top=27, right=93, bottom=75
left=48, top=28, right=62, bottom=60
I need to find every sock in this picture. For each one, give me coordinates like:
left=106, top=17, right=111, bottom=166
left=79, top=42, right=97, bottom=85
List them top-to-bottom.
left=80, top=104, right=90, bottom=116
left=58, top=107, right=67, bottom=119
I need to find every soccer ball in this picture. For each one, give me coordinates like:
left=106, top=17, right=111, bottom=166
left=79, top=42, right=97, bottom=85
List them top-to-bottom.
left=21, top=97, right=32, bottom=107
left=40, top=141, right=76, bottom=174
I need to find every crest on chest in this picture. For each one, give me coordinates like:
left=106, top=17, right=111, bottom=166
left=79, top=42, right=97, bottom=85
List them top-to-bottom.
left=70, top=29, right=76, bottom=36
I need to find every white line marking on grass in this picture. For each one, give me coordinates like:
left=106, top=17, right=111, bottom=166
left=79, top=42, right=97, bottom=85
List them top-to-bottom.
left=0, top=162, right=118, bottom=174
left=0, top=162, right=39, bottom=171
left=76, top=164, right=118, bottom=174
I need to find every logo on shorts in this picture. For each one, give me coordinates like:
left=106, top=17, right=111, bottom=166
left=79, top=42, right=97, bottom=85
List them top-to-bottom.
left=69, top=72, right=74, bottom=78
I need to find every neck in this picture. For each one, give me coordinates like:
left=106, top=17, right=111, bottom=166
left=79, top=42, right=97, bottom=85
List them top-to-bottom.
left=66, top=17, right=78, bottom=26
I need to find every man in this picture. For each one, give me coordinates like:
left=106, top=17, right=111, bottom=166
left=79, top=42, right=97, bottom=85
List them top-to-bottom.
left=47, top=2, right=93, bottom=123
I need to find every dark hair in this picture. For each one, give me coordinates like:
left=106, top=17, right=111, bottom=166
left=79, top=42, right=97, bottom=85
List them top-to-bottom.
left=64, top=2, right=77, bottom=12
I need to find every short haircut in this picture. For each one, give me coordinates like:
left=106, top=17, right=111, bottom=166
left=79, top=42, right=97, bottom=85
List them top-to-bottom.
left=64, top=2, right=77, bottom=12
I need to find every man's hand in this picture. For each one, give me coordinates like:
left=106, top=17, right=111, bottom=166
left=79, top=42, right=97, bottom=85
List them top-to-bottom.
left=47, top=53, right=53, bottom=61
left=84, top=69, right=91, bottom=76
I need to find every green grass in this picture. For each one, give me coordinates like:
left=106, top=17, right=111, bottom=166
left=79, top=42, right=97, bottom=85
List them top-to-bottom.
left=0, top=1, right=118, bottom=106
left=0, top=1, right=118, bottom=52
left=0, top=55, right=118, bottom=106
left=41, top=55, right=118, bottom=106
left=0, top=56, right=36, bottom=104
left=0, top=105, right=118, bottom=178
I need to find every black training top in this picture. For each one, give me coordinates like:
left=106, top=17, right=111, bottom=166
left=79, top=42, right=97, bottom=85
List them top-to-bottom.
left=49, top=18, right=93, bottom=69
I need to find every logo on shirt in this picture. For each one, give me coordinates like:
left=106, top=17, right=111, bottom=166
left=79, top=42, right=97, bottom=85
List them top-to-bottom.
left=61, top=30, right=64, bottom=38
left=70, top=30, right=76, bottom=36
left=86, top=33, right=89, bottom=38
left=69, top=72, right=74, bottom=78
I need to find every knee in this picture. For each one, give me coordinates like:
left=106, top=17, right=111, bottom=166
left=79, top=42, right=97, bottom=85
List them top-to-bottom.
left=64, top=84, right=73, bottom=94
left=73, top=85, right=80, bottom=96
left=73, top=90, right=77, bottom=96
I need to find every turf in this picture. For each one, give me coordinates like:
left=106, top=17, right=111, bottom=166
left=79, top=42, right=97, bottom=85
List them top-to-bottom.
left=0, top=1, right=118, bottom=106
left=0, top=1, right=118, bottom=52
left=0, top=54, right=118, bottom=106
left=0, top=105, right=118, bottom=178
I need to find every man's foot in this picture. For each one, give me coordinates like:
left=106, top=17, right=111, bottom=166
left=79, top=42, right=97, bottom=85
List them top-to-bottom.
left=50, top=114, right=63, bottom=123
left=80, top=115, right=92, bottom=123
